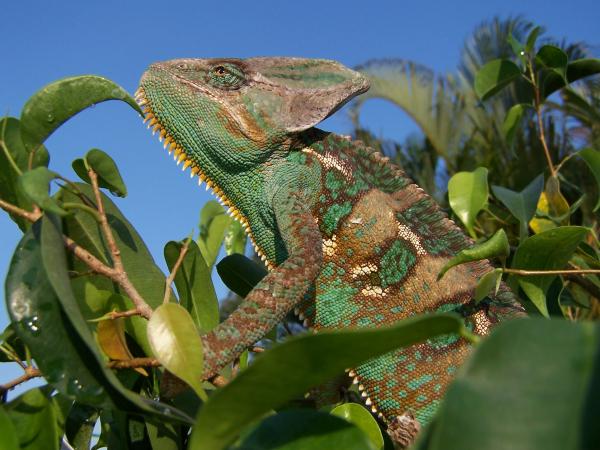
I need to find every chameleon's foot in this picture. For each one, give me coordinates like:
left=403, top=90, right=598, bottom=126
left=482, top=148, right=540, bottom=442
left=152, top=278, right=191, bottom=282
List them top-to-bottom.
left=387, top=412, right=421, bottom=449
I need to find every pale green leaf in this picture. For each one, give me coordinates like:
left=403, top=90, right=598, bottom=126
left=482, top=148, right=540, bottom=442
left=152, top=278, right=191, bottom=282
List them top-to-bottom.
left=447, top=167, right=488, bottom=237
left=330, top=403, right=384, bottom=450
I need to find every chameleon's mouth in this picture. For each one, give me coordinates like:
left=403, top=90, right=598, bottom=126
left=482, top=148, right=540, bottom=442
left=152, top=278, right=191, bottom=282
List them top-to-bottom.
left=134, top=86, right=274, bottom=269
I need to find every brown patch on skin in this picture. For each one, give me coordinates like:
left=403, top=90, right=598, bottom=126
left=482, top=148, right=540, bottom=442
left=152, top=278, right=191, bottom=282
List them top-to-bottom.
left=216, top=103, right=271, bottom=146
left=390, top=184, right=427, bottom=213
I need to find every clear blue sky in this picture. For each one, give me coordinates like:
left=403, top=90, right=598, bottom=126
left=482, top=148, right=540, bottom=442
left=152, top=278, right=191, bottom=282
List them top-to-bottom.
left=1, top=0, right=599, bottom=390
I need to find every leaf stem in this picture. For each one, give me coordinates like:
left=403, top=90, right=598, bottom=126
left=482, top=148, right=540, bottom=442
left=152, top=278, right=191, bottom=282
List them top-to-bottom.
left=0, top=140, right=23, bottom=176
left=62, top=202, right=102, bottom=222
left=504, top=268, right=600, bottom=276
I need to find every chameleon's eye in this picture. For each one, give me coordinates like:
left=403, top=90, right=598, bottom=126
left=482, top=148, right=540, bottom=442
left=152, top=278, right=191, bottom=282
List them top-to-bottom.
left=208, top=63, right=245, bottom=90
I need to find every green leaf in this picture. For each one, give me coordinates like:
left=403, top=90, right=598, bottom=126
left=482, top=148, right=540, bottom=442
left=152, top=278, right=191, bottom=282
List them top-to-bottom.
left=525, top=26, right=542, bottom=53
left=536, top=45, right=568, bottom=79
left=541, top=58, right=600, bottom=98
left=474, top=59, right=522, bottom=100
left=20, top=76, right=141, bottom=152
left=502, top=103, right=530, bottom=146
left=0, top=117, right=49, bottom=231
left=579, top=148, right=600, bottom=211
left=72, top=149, right=127, bottom=197
left=19, top=166, right=66, bottom=215
left=447, top=167, right=488, bottom=237
left=492, top=174, right=544, bottom=240
left=57, top=183, right=169, bottom=356
left=197, top=200, right=231, bottom=268
left=33, top=214, right=191, bottom=422
left=224, top=219, right=247, bottom=256
left=511, top=226, right=590, bottom=316
left=438, top=229, right=509, bottom=279
left=164, top=240, right=219, bottom=333
left=216, top=254, right=268, bottom=298
left=474, top=268, right=503, bottom=302
left=147, top=303, right=206, bottom=400
left=188, top=314, right=464, bottom=450
left=419, top=319, right=600, bottom=450
left=0, top=324, right=27, bottom=362
left=3, top=388, right=59, bottom=450
left=330, top=403, right=384, bottom=450
left=0, top=406, right=20, bottom=450
left=238, top=410, right=375, bottom=450
left=146, top=420, right=182, bottom=450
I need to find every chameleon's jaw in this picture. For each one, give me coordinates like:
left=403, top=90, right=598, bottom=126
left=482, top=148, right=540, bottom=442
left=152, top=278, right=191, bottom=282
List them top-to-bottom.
left=134, top=86, right=274, bottom=269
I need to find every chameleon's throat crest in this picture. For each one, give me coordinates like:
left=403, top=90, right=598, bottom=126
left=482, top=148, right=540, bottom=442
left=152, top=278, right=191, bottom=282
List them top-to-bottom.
left=135, top=87, right=274, bottom=269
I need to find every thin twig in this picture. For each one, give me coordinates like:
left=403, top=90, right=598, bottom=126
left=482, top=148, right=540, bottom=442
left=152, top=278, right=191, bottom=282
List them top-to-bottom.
left=529, top=60, right=556, bottom=178
left=88, top=169, right=153, bottom=319
left=0, top=198, right=41, bottom=222
left=163, top=237, right=191, bottom=304
left=504, top=268, right=600, bottom=276
left=108, top=309, right=143, bottom=320
left=251, top=346, right=265, bottom=353
left=107, top=357, right=161, bottom=370
left=0, top=366, right=41, bottom=394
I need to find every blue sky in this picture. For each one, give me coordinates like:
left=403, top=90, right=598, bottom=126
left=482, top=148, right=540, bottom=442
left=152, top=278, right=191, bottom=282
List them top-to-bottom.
left=1, top=0, right=599, bottom=391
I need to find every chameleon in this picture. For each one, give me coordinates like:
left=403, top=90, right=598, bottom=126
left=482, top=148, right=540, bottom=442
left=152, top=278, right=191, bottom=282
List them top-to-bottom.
left=135, top=57, right=525, bottom=446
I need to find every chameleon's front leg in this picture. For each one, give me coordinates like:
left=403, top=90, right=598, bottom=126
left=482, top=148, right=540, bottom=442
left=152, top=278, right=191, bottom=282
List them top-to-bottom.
left=201, top=189, right=323, bottom=378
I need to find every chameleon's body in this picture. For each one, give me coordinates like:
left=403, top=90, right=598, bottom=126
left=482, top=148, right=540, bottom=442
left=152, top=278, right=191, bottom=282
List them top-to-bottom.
left=137, top=57, right=524, bottom=445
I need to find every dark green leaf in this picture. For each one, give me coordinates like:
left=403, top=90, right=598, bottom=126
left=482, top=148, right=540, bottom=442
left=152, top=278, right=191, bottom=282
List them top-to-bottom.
left=525, top=26, right=542, bottom=53
left=536, top=45, right=568, bottom=78
left=541, top=58, right=600, bottom=98
left=474, top=59, right=522, bottom=100
left=20, top=76, right=141, bottom=152
left=502, top=103, right=529, bottom=146
left=0, top=117, right=49, bottom=230
left=579, top=148, right=600, bottom=211
left=86, top=149, right=127, bottom=197
left=19, top=167, right=66, bottom=215
left=447, top=167, right=488, bottom=237
left=492, top=174, right=544, bottom=240
left=57, top=183, right=169, bottom=356
left=37, top=214, right=191, bottom=422
left=511, top=226, right=590, bottom=316
left=438, top=229, right=509, bottom=279
left=164, top=240, right=219, bottom=333
left=216, top=254, right=268, bottom=298
left=147, top=303, right=206, bottom=400
left=188, top=314, right=464, bottom=450
left=419, top=319, right=600, bottom=450
left=0, top=324, right=27, bottom=362
left=4, top=388, right=59, bottom=450
left=65, top=403, right=99, bottom=450
left=330, top=403, right=384, bottom=450
left=0, top=406, right=20, bottom=450
left=238, top=410, right=375, bottom=450
left=146, top=420, right=183, bottom=450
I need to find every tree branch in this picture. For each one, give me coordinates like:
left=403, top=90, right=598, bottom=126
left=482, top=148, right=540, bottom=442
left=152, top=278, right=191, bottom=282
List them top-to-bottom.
left=0, top=366, right=41, bottom=394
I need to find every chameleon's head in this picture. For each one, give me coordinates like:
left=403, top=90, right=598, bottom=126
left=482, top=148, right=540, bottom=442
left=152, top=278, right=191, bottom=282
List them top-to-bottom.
left=136, top=57, right=369, bottom=172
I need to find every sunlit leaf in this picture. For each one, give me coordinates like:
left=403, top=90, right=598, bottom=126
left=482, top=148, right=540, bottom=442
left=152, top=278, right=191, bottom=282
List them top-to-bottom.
left=474, top=59, right=522, bottom=100
left=20, top=76, right=141, bottom=152
left=502, top=103, right=530, bottom=146
left=579, top=148, right=600, bottom=211
left=19, top=167, right=66, bottom=216
left=448, top=167, right=488, bottom=237
left=492, top=174, right=543, bottom=240
left=529, top=176, right=570, bottom=234
left=197, top=200, right=231, bottom=268
left=224, top=219, right=247, bottom=256
left=511, top=226, right=589, bottom=316
left=438, top=229, right=509, bottom=279
left=164, top=240, right=219, bottom=333
left=216, top=254, right=268, bottom=298
left=147, top=303, right=206, bottom=400
left=189, top=314, right=464, bottom=450
left=418, top=319, right=600, bottom=450
left=3, top=388, right=59, bottom=450
left=330, top=403, right=384, bottom=450
left=0, top=406, right=20, bottom=450
left=238, top=410, right=375, bottom=450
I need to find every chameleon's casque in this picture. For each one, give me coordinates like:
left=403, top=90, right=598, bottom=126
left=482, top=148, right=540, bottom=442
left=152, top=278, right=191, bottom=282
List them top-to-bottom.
left=137, top=57, right=524, bottom=446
